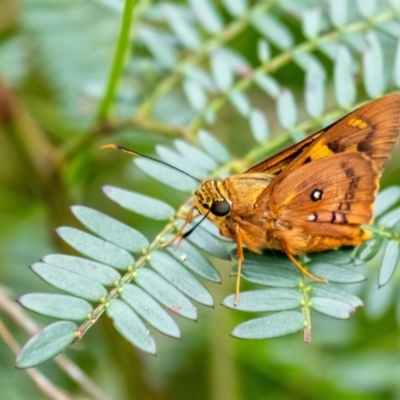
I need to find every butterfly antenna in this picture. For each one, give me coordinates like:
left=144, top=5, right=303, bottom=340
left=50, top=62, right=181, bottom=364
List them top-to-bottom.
left=101, top=144, right=202, bottom=183
left=182, top=209, right=211, bottom=238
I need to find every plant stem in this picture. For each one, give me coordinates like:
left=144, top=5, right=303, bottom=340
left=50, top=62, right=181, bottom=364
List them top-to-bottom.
left=96, top=0, right=136, bottom=121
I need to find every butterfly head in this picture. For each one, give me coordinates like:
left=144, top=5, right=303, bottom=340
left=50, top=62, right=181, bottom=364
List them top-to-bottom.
left=195, top=180, right=232, bottom=218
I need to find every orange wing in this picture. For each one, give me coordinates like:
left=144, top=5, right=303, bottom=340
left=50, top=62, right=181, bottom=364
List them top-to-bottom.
left=255, top=93, right=400, bottom=208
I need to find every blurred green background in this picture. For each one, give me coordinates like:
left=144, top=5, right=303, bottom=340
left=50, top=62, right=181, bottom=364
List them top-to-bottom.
left=1, top=0, right=400, bottom=399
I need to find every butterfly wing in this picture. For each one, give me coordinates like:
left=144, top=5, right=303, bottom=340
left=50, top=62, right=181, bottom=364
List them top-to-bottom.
left=255, top=93, right=400, bottom=207
left=266, top=153, right=379, bottom=254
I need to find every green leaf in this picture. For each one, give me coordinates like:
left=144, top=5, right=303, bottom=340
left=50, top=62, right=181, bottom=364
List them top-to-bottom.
left=188, top=0, right=223, bottom=34
left=328, top=0, right=347, bottom=27
left=163, top=4, right=200, bottom=49
left=301, top=8, right=321, bottom=39
left=251, top=13, right=293, bottom=49
left=363, top=31, right=384, bottom=98
left=334, top=45, right=356, bottom=108
left=305, top=63, right=325, bottom=117
left=183, top=66, right=214, bottom=91
left=254, top=72, right=280, bottom=98
left=183, top=80, right=207, bottom=111
left=277, top=88, right=297, bottom=128
left=229, top=90, right=251, bottom=117
left=249, top=109, right=269, bottom=142
left=198, top=129, right=229, bottom=163
left=174, top=139, right=217, bottom=171
left=135, top=158, right=197, bottom=192
left=103, top=186, right=175, bottom=220
left=375, top=186, right=400, bottom=217
left=71, top=206, right=149, bottom=252
left=186, top=226, right=231, bottom=260
left=57, top=227, right=134, bottom=270
left=165, top=235, right=221, bottom=282
left=354, top=236, right=383, bottom=265
left=379, top=240, right=400, bottom=287
left=149, top=252, right=213, bottom=306
left=42, top=254, right=121, bottom=285
left=31, top=262, right=108, bottom=301
left=232, top=262, right=300, bottom=288
left=307, top=262, right=365, bottom=284
left=135, top=269, right=197, bottom=320
left=121, top=284, right=180, bottom=338
left=311, top=284, right=363, bottom=308
left=222, top=288, right=302, bottom=311
left=18, top=293, right=93, bottom=321
left=311, top=297, right=356, bottom=319
left=106, top=299, right=156, bottom=354
left=231, top=311, right=304, bottom=339
left=16, top=321, right=77, bottom=369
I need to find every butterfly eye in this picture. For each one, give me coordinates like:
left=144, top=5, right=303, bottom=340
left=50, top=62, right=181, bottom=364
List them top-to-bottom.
left=210, top=200, right=231, bottom=217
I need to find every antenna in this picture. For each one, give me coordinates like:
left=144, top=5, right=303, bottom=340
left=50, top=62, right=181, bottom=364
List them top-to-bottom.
left=101, top=144, right=202, bottom=184
left=182, top=209, right=211, bottom=239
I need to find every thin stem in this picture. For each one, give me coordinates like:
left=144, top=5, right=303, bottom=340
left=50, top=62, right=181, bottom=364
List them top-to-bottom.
left=96, top=0, right=136, bottom=121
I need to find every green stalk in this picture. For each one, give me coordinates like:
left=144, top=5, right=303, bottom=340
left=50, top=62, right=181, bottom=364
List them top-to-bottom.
left=96, top=0, right=136, bottom=121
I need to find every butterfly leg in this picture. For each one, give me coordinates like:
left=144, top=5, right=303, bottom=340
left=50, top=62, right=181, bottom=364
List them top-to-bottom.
left=162, top=205, right=199, bottom=248
left=234, top=223, right=244, bottom=305
left=279, top=240, right=327, bottom=283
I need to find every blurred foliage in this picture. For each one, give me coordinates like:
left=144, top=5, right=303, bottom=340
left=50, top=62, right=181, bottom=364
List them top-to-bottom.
left=1, top=0, right=400, bottom=399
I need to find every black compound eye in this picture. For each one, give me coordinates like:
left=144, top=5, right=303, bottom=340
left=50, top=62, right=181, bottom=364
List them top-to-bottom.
left=210, top=200, right=231, bottom=217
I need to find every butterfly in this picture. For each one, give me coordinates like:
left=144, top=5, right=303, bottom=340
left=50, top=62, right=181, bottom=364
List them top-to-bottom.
left=103, top=93, right=400, bottom=305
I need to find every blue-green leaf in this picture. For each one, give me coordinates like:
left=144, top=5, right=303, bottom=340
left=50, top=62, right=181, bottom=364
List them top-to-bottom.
left=188, top=0, right=223, bottom=34
left=222, top=0, right=246, bottom=16
left=328, top=0, right=347, bottom=27
left=356, top=0, right=376, bottom=17
left=163, top=4, right=200, bottom=49
left=301, top=8, right=321, bottom=39
left=251, top=13, right=293, bottom=49
left=363, top=31, right=384, bottom=98
left=394, top=34, right=400, bottom=88
left=257, top=39, right=270, bottom=62
left=334, top=45, right=356, bottom=108
left=211, top=51, right=234, bottom=91
left=305, top=63, right=325, bottom=117
left=254, top=72, right=280, bottom=98
left=183, top=79, right=207, bottom=111
left=277, top=89, right=297, bottom=128
left=229, top=90, right=251, bottom=117
left=249, top=108, right=269, bottom=142
left=198, top=129, right=229, bottom=163
left=174, top=139, right=217, bottom=171
left=135, top=158, right=197, bottom=192
left=103, top=185, right=175, bottom=220
left=375, top=186, right=400, bottom=217
left=71, top=206, right=149, bottom=252
left=378, top=207, right=400, bottom=227
left=57, top=227, right=134, bottom=270
left=165, top=235, right=221, bottom=282
left=354, top=236, right=383, bottom=265
left=379, top=241, right=400, bottom=287
left=307, top=249, right=353, bottom=265
left=149, top=252, right=213, bottom=306
left=42, top=254, right=121, bottom=286
left=31, top=262, right=108, bottom=301
left=232, top=262, right=300, bottom=288
left=308, top=263, right=365, bottom=283
left=135, top=269, right=197, bottom=320
left=364, top=278, right=395, bottom=319
left=121, top=284, right=180, bottom=338
left=311, top=284, right=363, bottom=308
left=223, top=288, right=302, bottom=311
left=18, top=293, right=93, bottom=321
left=311, top=297, right=356, bottom=319
left=106, top=299, right=156, bottom=354
left=231, top=311, right=304, bottom=339
left=16, top=321, right=77, bottom=369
